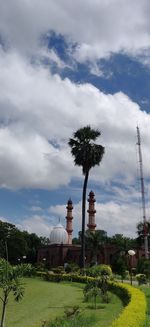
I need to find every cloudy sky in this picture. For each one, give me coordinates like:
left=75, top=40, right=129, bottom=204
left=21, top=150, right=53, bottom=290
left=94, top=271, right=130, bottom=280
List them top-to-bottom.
left=0, top=0, right=150, bottom=238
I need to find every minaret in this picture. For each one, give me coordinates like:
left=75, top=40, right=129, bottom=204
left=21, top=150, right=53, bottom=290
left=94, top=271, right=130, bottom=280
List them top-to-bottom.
left=87, top=191, right=96, bottom=232
left=66, top=199, right=73, bottom=244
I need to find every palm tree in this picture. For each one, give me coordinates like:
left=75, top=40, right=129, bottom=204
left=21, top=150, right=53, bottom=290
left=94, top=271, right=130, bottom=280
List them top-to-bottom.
left=68, top=126, right=104, bottom=268
left=86, top=230, right=106, bottom=265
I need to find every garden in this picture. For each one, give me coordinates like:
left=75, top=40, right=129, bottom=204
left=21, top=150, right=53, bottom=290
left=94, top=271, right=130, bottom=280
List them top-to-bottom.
left=0, top=260, right=148, bottom=327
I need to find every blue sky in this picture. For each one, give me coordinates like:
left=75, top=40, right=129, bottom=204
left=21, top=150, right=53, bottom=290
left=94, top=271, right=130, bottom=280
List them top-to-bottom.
left=0, top=0, right=150, bottom=238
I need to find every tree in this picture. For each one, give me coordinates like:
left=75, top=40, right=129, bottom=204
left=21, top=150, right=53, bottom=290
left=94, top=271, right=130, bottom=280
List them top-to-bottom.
left=69, top=126, right=104, bottom=268
left=0, top=221, right=28, bottom=264
left=0, top=221, right=44, bottom=264
left=136, top=221, right=150, bottom=246
left=85, top=230, right=106, bottom=265
left=22, top=232, right=42, bottom=263
left=108, top=234, right=136, bottom=252
left=112, top=256, right=127, bottom=282
left=136, top=258, right=150, bottom=282
left=0, top=259, right=25, bottom=327
left=83, top=280, right=101, bottom=309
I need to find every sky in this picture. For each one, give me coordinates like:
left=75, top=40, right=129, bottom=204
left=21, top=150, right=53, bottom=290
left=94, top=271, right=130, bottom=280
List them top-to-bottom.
left=0, top=0, right=150, bottom=239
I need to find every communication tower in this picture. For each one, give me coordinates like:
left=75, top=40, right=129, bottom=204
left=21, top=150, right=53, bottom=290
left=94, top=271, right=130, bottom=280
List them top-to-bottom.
left=136, top=126, right=149, bottom=259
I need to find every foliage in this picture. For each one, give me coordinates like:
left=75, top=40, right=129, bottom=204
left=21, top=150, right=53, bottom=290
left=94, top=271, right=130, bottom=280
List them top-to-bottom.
left=68, top=125, right=104, bottom=268
left=68, top=126, right=104, bottom=175
left=0, top=220, right=44, bottom=264
left=0, top=221, right=28, bottom=264
left=136, top=221, right=150, bottom=246
left=85, top=230, right=106, bottom=265
left=108, top=234, right=136, bottom=252
left=112, top=256, right=127, bottom=282
left=136, top=258, right=150, bottom=281
left=0, top=259, right=25, bottom=327
left=15, top=263, right=36, bottom=277
left=65, top=263, right=80, bottom=274
left=85, top=264, right=112, bottom=278
left=51, top=266, right=65, bottom=274
left=42, top=271, right=147, bottom=327
left=43, top=271, right=92, bottom=284
left=136, top=274, right=147, bottom=285
left=0, top=275, right=123, bottom=327
left=83, top=278, right=109, bottom=308
left=83, top=279, right=100, bottom=301
left=109, top=282, right=146, bottom=327
left=64, top=306, right=80, bottom=318
left=44, top=313, right=96, bottom=327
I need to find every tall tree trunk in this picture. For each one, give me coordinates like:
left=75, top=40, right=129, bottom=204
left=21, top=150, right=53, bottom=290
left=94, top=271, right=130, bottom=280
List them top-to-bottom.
left=81, top=170, right=89, bottom=269
left=0, top=294, right=7, bottom=327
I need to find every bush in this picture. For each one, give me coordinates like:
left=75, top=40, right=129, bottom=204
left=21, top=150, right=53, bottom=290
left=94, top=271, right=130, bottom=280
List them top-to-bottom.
left=15, top=263, right=36, bottom=277
left=65, top=263, right=80, bottom=274
left=85, top=264, right=112, bottom=278
left=51, top=266, right=65, bottom=274
left=38, top=271, right=147, bottom=327
left=43, top=272, right=94, bottom=284
left=136, top=274, right=147, bottom=285
left=109, top=282, right=146, bottom=327
left=45, top=313, right=96, bottom=327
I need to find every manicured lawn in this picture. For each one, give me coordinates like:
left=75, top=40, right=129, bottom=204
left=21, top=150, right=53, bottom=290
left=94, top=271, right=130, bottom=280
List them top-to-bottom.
left=0, top=278, right=123, bottom=327
left=140, top=286, right=150, bottom=327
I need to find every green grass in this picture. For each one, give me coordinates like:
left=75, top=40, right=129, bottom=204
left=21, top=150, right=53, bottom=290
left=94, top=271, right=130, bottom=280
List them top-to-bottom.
left=0, top=278, right=123, bottom=327
left=140, top=286, right=150, bottom=327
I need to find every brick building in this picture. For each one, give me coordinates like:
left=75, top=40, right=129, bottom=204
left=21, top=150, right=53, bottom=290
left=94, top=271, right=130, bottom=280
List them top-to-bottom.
left=37, top=191, right=145, bottom=268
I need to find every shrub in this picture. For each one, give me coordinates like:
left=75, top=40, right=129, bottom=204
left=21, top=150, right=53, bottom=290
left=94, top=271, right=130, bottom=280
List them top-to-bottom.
left=15, top=263, right=36, bottom=277
left=65, top=263, right=80, bottom=274
left=85, top=264, right=112, bottom=278
left=51, top=266, right=65, bottom=274
left=38, top=271, right=147, bottom=327
left=136, top=274, right=147, bottom=285
left=109, top=282, right=146, bottom=327
left=45, top=313, right=96, bottom=327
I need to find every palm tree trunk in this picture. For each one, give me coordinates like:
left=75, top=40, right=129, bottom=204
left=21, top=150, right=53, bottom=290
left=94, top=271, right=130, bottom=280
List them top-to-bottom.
left=81, top=170, right=89, bottom=269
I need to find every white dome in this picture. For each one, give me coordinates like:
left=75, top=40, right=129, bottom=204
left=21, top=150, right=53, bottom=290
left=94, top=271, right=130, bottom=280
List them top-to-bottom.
left=50, top=223, right=68, bottom=244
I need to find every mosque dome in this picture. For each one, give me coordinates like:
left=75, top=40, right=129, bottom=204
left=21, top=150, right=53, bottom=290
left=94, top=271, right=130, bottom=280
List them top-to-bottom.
left=50, top=223, right=68, bottom=244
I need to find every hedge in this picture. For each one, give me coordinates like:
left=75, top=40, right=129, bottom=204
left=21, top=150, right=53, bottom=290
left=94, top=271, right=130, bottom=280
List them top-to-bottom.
left=37, top=271, right=147, bottom=327
left=109, top=282, right=146, bottom=327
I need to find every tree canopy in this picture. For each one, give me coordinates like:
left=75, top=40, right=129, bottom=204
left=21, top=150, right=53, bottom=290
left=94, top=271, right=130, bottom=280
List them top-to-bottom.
left=69, top=125, right=105, bottom=268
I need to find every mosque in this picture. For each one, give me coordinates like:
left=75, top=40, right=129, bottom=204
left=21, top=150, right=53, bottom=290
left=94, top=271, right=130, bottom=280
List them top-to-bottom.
left=37, top=191, right=145, bottom=268
left=37, top=191, right=119, bottom=267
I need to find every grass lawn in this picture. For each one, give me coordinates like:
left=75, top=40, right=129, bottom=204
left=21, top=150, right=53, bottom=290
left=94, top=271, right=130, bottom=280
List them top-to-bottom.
left=0, top=278, right=123, bottom=327
left=140, top=286, right=150, bottom=327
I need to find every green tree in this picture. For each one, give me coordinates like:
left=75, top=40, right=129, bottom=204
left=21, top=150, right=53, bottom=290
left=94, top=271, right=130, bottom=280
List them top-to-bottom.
left=69, top=126, right=104, bottom=268
left=0, top=220, right=44, bottom=265
left=0, top=221, right=28, bottom=264
left=136, top=221, right=150, bottom=246
left=85, top=230, right=106, bottom=265
left=22, top=232, right=42, bottom=263
left=108, top=234, right=136, bottom=252
left=112, top=255, right=127, bottom=282
left=136, top=258, right=150, bottom=281
left=0, top=259, right=25, bottom=327
left=83, top=280, right=101, bottom=309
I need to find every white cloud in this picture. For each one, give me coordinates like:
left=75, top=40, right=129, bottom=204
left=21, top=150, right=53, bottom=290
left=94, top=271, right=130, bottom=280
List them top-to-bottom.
left=0, top=1, right=150, bottom=62
left=1, top=1, right=150, bottom=238
left=0, top=48, right=150, bottom=190
left=47, top=193, right=146, bottom=238
left=29, top=206, right=43, bottom=212
left=19, top=215, right=52, bottom=237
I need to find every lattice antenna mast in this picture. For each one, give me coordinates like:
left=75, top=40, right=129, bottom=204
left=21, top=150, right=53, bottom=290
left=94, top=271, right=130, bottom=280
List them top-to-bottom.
left=136, top=126, right=149, bottom=259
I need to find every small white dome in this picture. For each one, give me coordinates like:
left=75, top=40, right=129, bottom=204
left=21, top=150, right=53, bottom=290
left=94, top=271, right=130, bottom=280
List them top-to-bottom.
left=50, top=223, right=68, bottom=244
